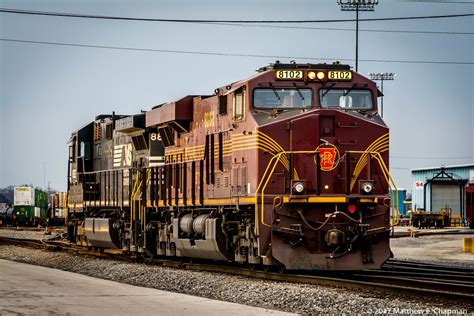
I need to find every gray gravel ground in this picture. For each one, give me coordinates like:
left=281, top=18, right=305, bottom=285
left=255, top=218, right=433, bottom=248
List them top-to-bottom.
left=0, top=227, right=65, bottom=240
left=0, top=245, right=470, bottom=315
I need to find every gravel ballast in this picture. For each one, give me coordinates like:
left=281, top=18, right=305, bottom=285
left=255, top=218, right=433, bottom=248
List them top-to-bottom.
left=0, top=228, right=54, bottom=240
left=0, top=245, right=469, bottom=314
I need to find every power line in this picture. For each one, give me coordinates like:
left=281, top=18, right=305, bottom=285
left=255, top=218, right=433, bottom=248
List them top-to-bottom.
left=400, top=0, right=474, bottom=3
left=0, top=8, right=473, bottom=24
left=1, top=8, right=472, bottom=35
left=3, top=8, right=473, bottom=36
left=211, top=22, right=474, bottom=35
left=1, top=38, right=473, bottom=65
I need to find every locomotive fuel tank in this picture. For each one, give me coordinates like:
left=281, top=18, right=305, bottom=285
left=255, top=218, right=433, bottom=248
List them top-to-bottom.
left=171, top=215, right=231, bottom=260
left=84, top=218, right=121, bottom=249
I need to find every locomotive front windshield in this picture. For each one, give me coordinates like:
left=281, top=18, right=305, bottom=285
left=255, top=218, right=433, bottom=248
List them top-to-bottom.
left=253, top=88, right=312, bottom=109
left=319, top=89, right=373, bottom=110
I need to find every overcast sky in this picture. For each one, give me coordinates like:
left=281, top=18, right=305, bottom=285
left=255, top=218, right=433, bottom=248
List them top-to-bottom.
left=0, top=0, right=473, bottom=192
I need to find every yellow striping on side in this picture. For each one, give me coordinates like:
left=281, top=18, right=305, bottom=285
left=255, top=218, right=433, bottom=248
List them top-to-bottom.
left=256, top=131, right=285, bottom=152
left=257, top=131, right=295, bottom=174
left=164, top=132, right=297, bottom=176
left=230, top=132, right=247, bottom=138
left=257, top=133, right=283, bottom=153
left=350, top=133, right=389, bottom=190
left=351, top=134, right=388, bottom=179
left=352, top=137, right=388, bottom=175
left=255, top=149, right=320, bottom=233
left=371, top=152, right=400, bottom=226
left=130, top=169, right=140, bottom=227
left=283, top=196, right=347, bottom=203
left=146, top=197, right=257, bottom=208
left=463, top=238, right=474, bottom=253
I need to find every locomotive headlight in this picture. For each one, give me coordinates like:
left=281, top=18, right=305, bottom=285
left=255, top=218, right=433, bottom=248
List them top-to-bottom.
left=307, top=71, right=317, bottom=80
left=307, top=71, right=326, bottom=81
left=293, top=182, right=305, bottom=194
left=361, top=182, right=374, bottom=194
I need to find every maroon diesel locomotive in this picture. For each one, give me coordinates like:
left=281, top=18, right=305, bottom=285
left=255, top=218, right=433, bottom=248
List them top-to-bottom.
left=67, top=61, right=394, bottom=270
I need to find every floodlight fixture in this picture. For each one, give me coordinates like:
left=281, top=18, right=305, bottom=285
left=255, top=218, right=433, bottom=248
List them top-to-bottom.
left=337, top=0, right=379, bottom=71
left=337, top=0, right=379, bottom=11
left=368, top=72, right=396, bottom=117
left=369, top=72, right=396, bottom=81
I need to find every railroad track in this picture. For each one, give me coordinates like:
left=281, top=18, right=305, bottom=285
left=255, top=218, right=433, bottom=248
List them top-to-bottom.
left=0, top=226, right=53, bottom=232
left=1, top=235, right=473, bottom=309
left=361, top=259, right=474, bottom=283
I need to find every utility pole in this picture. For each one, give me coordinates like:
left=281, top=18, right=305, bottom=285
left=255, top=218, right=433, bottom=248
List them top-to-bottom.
left=337, top=0, right=379, bottom=72
left=368, top=72, right=396, bottom=117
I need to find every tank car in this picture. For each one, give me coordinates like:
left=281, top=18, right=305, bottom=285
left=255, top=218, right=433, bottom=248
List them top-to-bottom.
left=67, top=61, right=395, bottom=270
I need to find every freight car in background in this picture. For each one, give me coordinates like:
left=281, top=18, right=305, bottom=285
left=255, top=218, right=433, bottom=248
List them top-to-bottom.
left=67, top=61, right=397, bottom=271
left=13, top=187, right=48, bottom=226
left=49, top=192, right=67, bottom=226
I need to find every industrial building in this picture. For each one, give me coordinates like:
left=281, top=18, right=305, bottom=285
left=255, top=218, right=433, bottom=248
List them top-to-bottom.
left=411, top=164, right=474, bottom=223
left=390, top=188, right=407, bottom=217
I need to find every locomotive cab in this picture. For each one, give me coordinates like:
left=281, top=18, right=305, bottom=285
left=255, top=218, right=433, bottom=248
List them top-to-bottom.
left=240, top=62, right=392, bottom=270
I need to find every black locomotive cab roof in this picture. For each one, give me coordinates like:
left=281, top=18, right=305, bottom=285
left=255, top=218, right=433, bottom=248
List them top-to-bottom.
left=258, top=61, right=351, bottom=73
left=94, top=114, right=128, bottom=121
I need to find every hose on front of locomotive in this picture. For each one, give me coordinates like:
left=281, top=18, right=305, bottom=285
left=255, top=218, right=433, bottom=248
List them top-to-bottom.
left=297, top=208, right=362, bottom=231
left=298, top=208, right=366, bottom=259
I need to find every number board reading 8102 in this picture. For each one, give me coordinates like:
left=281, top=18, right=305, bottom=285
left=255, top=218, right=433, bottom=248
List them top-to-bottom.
left=275, top=70, right=304, bottom=80
left=327, top=70, right=352, bottom=81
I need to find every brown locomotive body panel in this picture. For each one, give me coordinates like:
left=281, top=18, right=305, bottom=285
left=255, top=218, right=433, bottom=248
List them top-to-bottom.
left=68, top=62, right=393, bottom=270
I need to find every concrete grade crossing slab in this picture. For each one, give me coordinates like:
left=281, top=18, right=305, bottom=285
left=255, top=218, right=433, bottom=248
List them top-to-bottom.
left=0, top=259, right=294, bottom=316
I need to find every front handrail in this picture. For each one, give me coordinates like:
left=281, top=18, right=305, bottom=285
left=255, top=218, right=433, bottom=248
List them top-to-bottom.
left=254, top=150, right=318, bottom=234
left=344, top=150, right=399, bottom=226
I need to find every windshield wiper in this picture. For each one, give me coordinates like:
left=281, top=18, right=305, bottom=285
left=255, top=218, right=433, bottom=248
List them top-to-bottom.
left=268, top=82, right=281, bottom=101
left=292, top=83, right=305, bottom=101
left=321, top=83, right=336, bottom=98
left=343, top=83, right=358, bottom=96
left=253, top=108, right=274, bottom=115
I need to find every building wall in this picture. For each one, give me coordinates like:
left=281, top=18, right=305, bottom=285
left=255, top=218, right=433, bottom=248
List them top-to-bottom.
left=411, top=165, right=474, bottom=214
left=467, top=184, right=474, bottom=219
left=390, top=189, right=407, bottom=217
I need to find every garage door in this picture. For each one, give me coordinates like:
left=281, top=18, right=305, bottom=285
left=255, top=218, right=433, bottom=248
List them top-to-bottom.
left=432, top=183, right=461, bottom=215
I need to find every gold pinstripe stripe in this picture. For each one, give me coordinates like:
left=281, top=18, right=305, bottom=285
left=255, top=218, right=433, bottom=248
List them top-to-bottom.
left=163, top=133, right=295, bottom=174
left=350, top=133, right=389, bottom=190
left=352, top=133, right=388, bottom=174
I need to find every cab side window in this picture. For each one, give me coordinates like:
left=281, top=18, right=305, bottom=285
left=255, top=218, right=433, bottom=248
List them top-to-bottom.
left=233, top=88, right=245, bottom=121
